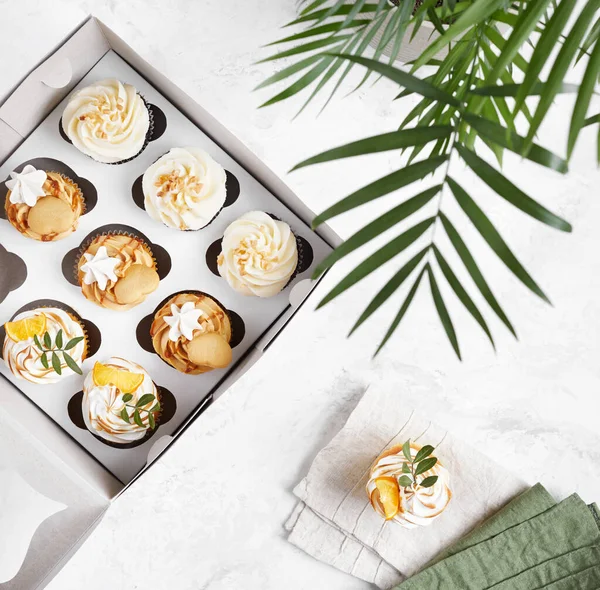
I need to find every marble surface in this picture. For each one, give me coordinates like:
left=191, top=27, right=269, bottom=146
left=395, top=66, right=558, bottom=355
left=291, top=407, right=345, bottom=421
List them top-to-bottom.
left=1, top=1, right=600, bottom=589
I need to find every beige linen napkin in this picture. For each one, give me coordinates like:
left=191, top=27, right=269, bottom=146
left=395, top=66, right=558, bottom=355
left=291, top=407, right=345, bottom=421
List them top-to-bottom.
left=285, top=384, right=528, bottom=588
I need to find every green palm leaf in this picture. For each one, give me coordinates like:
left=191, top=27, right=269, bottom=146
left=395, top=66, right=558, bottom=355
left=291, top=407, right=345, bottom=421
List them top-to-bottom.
left=523, top=0, right=600, bottom=155
left=577, top=16, right=600, bottom=63
left=266, top=20, right=369, bottom=46
left=259, top=36, right=350, bottom=63
left=568, top=37, right=600, bottom=158
left=330, top=54, right=462, bottom=106
left=471, top=81, right=580, bottom=97
left=463, top=113, right=568, bottom=173
left=293, top=126, right=453, bottom=170
left=455, top=144, right=572, bottom=232
left=312, top=155, right=448, bottom=227
left=447, top=176, right=550, bottom=304
left=313, top=185, right=441, bottom=279
left=439, top=213, right=516, bottom=337
left=316, top=217, right=435, bottom=308
left=433, top=245, right=495, bottom=348
left=350, top=248, right=428, bottom=335
left=427, top=266, right=461, bottom=360
left=375, top=268, right=426, bottom=355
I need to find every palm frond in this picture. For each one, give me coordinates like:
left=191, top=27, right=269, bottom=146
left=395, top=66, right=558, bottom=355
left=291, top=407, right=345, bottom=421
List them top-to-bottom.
left=257, top=0, right=599, bottom=357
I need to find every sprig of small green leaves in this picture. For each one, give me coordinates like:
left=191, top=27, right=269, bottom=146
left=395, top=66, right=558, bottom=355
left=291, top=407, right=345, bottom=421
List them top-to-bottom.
left=33, top=330, right=84, bottom=376
left=120, top=393, right=161, bottom=430
left=397, top=440, right=439, bottom=489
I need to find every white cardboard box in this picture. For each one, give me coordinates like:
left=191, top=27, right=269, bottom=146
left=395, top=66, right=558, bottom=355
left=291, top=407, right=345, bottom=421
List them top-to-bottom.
left=0, top=16, right=342, bottom=589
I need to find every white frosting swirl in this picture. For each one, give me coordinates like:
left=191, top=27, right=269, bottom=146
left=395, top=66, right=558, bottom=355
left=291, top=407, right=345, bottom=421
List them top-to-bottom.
left=62, top=79, right=150, bottom=163
left=142, top=147, right=227, bottom=230
left=5, top=165, right=47, bottom=207
left=218, top=211, right=298, bottom=297
left=80, top=246, right=120, bottom=290
left=163, top=302, right=206, bottom=342
left=3, top=308, right=86, bottom=384
left=82, top=357, right=158, bottom=444
left=366, top=443, right=452, bottom=528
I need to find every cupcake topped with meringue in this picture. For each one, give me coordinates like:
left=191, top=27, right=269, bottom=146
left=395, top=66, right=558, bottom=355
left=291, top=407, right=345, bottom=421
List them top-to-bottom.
left=62, top=79, right=151, bottom=164
left=142, top=147, right=227, bottom=231
left=218, top=211, right=299, bottom=297
left=3, top=308, right=87, bottom=384
left=82, top=358, right=160, bottom=445
left=367, top=441, right=452, bottom=528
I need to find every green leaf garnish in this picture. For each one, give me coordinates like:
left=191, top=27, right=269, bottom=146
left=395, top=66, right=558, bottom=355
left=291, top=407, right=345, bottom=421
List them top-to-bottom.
left=55, top=329, right=63, bottom=349
left=43, top=332, right=51, bottom=349
left=34, top=334, right=42, bottom=350
left=64, top=336, right=84, bottom=351
left=40, top=352, right=49, bottom=369
left=51, top=352, right=62, bottom=376
left=63, top=352, right=82, bottom=375
left=122, top=393, right=133, bottom=403
left=136, top=394, right=155, bottom=408
left=150, top=402, right=161, bottom=413
left=120, top=407, right=131, bottom=424
left=133, top=409, right=144, bottom=428
left=148, top=412, right=156, bottom=430
left=402, top=439, right=412, bottom=461
left=414, top=445, right=435, bottom=463
left=415, top=457, right=438, bottom=476
left=401, top=463, right=411, bottom=474
left=398, top=475, right=413, bottom=488
left=420, top=475, right=439, bottom=488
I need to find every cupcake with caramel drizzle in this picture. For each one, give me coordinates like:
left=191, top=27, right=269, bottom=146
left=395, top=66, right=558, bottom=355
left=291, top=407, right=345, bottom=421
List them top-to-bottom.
left=4, top=164, right=84, bottom=241
left=77, top=234, right=160, bottom=311
left=151, top=292, right=233, bottom=374
left=367, top=440, right=452, bottom=528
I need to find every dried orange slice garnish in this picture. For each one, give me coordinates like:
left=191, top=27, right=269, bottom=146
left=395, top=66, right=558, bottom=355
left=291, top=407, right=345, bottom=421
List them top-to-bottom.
left=5, top=315, right=47, bottom=342
left=92, top=362, right=144, bottom=394
left=373, top=477, right=400, bottom=520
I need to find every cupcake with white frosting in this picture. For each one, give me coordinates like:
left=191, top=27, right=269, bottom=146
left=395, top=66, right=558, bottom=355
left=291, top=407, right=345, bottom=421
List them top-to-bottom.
left=62, top=79, right=152, bottom=164
left=142, top=147, right=227, bottom=230
left=217, top=211, right=299, bottom=297
left=3, top=308, right=87, bottom=384
left=82, top=357, right=161, bottom=446
left=366, top=442, right=452, bottom=528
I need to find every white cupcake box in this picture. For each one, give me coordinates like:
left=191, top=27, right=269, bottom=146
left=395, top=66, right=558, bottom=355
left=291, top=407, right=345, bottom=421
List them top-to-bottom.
left=0, top=17, right=342, bottom=590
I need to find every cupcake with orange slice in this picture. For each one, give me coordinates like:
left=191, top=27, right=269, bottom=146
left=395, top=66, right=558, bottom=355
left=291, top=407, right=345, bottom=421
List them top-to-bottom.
left=3, top=308, right=87, bottom=384
left=82, top=358, right=161, bottom=445
left=366, top=440, right=452, bottom=528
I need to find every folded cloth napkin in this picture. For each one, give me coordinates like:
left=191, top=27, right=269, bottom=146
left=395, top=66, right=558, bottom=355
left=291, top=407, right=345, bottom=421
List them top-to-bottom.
left=285, top=384, right=529, bottom=588
left=396, top=484, right=600, bottom=589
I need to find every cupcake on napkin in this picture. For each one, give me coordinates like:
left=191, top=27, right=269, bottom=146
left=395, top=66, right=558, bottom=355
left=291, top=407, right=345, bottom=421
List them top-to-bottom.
left=62, top=79, right=152, bottom=164
left=142, top=147, right=227, bottom=231
left=4, top=164, right=84, bottom=241
left=77, top=233, right=160, bottom=311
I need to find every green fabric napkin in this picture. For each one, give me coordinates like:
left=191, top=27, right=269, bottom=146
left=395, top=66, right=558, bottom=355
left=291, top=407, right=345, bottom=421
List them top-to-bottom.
left=394, top=484, right=600, bottom=590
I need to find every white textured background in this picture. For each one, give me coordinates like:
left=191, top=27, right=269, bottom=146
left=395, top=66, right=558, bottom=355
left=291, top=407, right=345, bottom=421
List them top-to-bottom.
left=1, top=1, right=600, bottom=589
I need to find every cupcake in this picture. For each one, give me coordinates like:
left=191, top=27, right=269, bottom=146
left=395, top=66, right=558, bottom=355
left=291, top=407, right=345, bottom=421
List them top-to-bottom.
left=61, top=79, right=151, bottom=164
left=142, top=147, right=227, bottom=230
left=4, top=165, right=84, bottom=241
left=217, top=211, right=299, bottom=297
left=77, top=233, right=160, bottom=311
left=151, top=292, right=232, bottom=374
left=3, top=308, right=87, bottom=384
left=82, top=358, right=161, bottom=445
left=366, top=441, right=451, bottom=528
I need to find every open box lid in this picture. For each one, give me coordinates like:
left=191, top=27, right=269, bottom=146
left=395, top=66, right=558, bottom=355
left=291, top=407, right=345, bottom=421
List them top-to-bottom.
left=0, top=15, right=342, bottom=589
